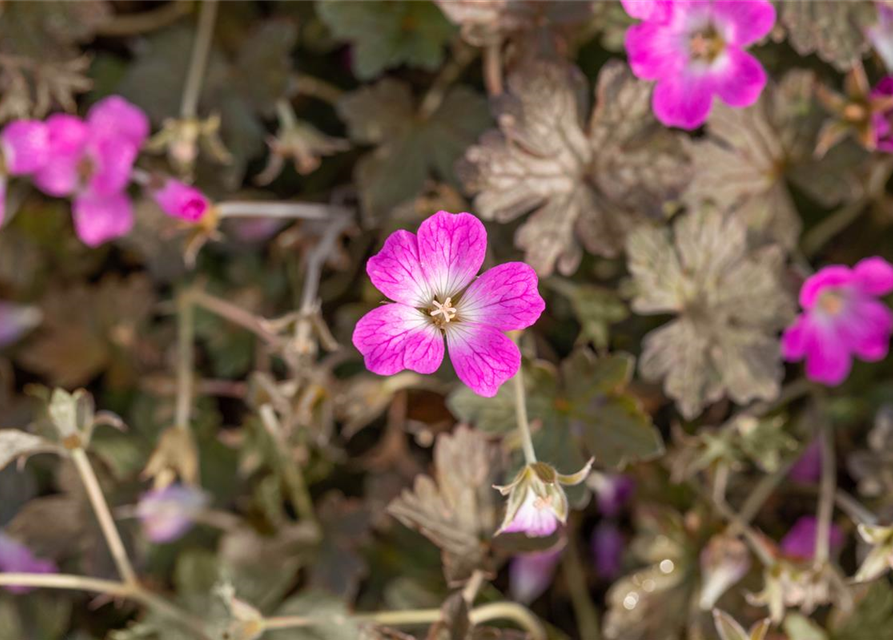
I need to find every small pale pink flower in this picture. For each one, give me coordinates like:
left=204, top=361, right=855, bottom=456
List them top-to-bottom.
left=624, top=0, right=775, bottom=129
left=31, top=96, right=149, bottom=246
left=150, top=179, right=211, bottom=222
left=353, top=211, right=545, bottom=397
left=782, top=257, right=893, bottom=386
left=136, top=484, right=207, bottom=543
left=500, top=488, right=562, bottom=537
left=780, top=516, right=844, bottom=562
left=0, top=532, right=57, bottom=593
left=510, top=548, right=562, bottom=603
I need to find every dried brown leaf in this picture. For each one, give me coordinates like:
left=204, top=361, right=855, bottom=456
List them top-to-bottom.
left=460, top=58, right=690, bottom=276
left=627, top=207, right=794, bottom=419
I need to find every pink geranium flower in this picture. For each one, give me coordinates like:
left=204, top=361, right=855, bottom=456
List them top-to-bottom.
left=624, top=0, right=776, bottom=129
left=871, top=77, right=893, bottom=152
left=31, top=96, right=149, bottom=247
left=0, top=119, right=51, bottom=226
left=352, top=211, right=545, bottom=397
left=782, top=258, right=893, bottom=385
left=136, top=484, right=208, bottom=543
left=780, top=516, right=845, bottom=562
left=0, top=532, right=57, bottom=594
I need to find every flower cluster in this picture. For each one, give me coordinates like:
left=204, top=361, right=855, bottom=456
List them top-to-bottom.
left=622, top=0, right=776, bottom=129
left=0, top=96, right=210, bottom=246
left=782, top=257, right=893, bottom=385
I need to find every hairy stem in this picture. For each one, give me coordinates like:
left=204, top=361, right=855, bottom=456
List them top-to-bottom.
left=97, top=0, right=190, bottom=36
left=180, top=0, right=218, bottom=118
left=217, top=201, right=351, bottom=221
left=189, top=289, right=281, bottom=347
left=174, top=290, right=195, bottom=431
left=512, top=362, right=537, bottom=465
left=815, top=421, right=837, bottom=566
left=70, top=448, right=138, bottom=586
left=562, top=526, right=601, bottom=640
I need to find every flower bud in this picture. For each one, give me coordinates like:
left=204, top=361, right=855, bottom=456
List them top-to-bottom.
left=150, top=178, right=210, bottom=222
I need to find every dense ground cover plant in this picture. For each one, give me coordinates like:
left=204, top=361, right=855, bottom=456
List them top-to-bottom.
left=5, top=1, right=893, bottom=639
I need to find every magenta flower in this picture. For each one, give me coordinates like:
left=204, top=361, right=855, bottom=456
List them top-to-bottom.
left=624, top=0, right=775, bottom=129
left=31, top=96, right=149, bottom=247
left=0, top=119, right=51, bottom=226
left=149, top=178, right=210, bottom=222
left=352, top=211, right=545, bottom=397
left=782, top=257, right=893, bottom=386
left=136, top=484, right=207, bottom=543
left=780, top=516, right=844, bottom=562
left=592, top=521, right=625, bottom=580
left=0, top=532, right=57, bottom=594
left=510, top=549, right=562, bottom=604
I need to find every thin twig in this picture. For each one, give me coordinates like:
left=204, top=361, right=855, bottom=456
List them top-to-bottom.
left=97, top=0, right=191, bottom=36
left=180, top=0, right=218, bottom=118
left=419, top=42, right=477, bottom=119
left=483, top=42, right=504, bottom=96
left=294, top=72, right=345, bottom=105
left=189, top=289, right=282, bottom=347
left=174, top=291, right=195, bottom=431
left=259, top=404, right=317, bottom=526
left=815, top=421, right=837, bottom=566
left=70, top=448, right=138, bottom=586
left=835, top=489, right=878, bottom=526
left=0, top=573, right=208, bottom=638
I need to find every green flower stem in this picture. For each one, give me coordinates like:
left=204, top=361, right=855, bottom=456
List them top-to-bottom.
left=180, top=0, right=218, bottom=118
left=216, top=201, right=352, bottom=220
left=174, top=290, right=195, bottom=432
left=512, top=360, right=537, bottom=465
left=259, top=404, right=317, bottom=526
left=815, top=421, right=837, bottom=566
left=70, top=447, right=138, bottom=586
left=562, top=521, right=601, bottom=640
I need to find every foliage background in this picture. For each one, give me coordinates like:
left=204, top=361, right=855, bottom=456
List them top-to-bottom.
left=2, top=1, right=893, bottom=639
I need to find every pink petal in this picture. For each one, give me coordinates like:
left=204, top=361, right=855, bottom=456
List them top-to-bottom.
left=620, top=0, right=672, bottom=22
left=711, top=0, right=776, bottom=47
left=625, top=21, right=687, bottom=81
left=714, top=48, right=767, bottom=109
left=652, top=73, right=715, bottom=129
left=87, top=96, right=150, bottom=149
left=32, top=115, right=88, bottom=197
left=1, top=120, right=49, bottom=175
left=87, top=137, right=138, bottom=196
left=0, top=177, right=6, bottom=228
left=151, top=179, right=210, bottom=222
left=72, top=191, right=134, bottom=247
left=417, top=211, right=487, bottom=298
left=367, top=229, right=432, bottom=307
left=852, top=257, right=893, bottom=297
left=459, top=262, right=545, bottom=331
left=800, top=266, right=854, bottom=309
left=841, top=297, right=893, bottom=361
left=352, top=303, right=445, bottom=375
left=781, top=314, right=812, bottom=361
left=446, top=322, right=520, bottom=397
left=803, top=322, right=852, bottom=386
left=500, top=494, right=559, bottom=537
left=510, top=550, right=562, bottom=604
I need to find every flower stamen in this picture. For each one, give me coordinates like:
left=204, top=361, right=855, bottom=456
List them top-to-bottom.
left=430, top=297, right=457, bottom=325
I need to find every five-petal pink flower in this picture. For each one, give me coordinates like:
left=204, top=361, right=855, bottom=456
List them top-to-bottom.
left=623, top=0, right=776, bottom=129
left=32, top=97, right=148, bottom=246
left=353, top=211, right=545, bottom=397
left=782, top=257, right=893, bottom=386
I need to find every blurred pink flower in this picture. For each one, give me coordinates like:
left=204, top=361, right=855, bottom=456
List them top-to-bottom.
left=623, top=0, right=775, bottom=129
left=871, top=77, right=893, bottom=152
left=30, top=96, right=149, bottom=246
left=1, top=120, right=50, bottom=176
left=149, top=178, right=210, bottom=222
left=353, top=211, right=545, bottom=397
left=782, top=257, right=893, bottom=385
left=0, top=302, right=41, bottom=347
left=789, top=439, right=822, bottom=484
left=137, top=484, right=207, bottom=544
left=500, top=487, right=562, bottom=537
left=780, top=516, right=844, bottom=561
left=592, top=521, right=625, bottom=580
left=0, top=532, right=57, bottom=594
left=510, top=548, right=562, bottom=604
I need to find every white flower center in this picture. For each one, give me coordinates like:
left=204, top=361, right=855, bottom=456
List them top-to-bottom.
left=429, top=296, right=458, bottom=326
